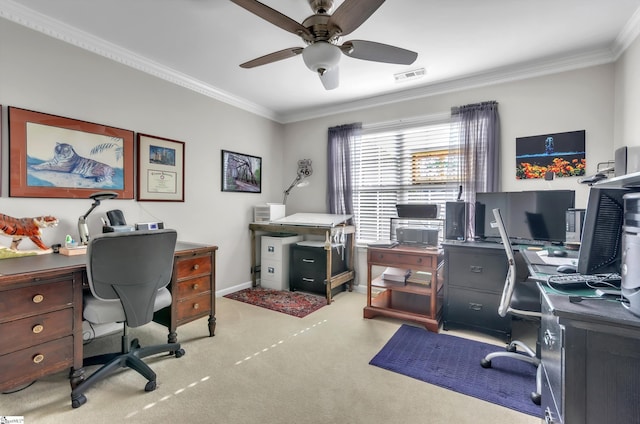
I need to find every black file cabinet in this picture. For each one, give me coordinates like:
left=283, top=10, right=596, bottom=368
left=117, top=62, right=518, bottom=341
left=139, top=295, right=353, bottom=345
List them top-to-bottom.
left=443, top=242, right=513, bottom=342
left=290, top=243, right=347, bottom=296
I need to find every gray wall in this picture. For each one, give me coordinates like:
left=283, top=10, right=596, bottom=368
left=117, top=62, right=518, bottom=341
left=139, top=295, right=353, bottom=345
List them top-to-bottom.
left=2, top=18, right=639, bottom=293
left=0, top=20, right=284, bottom=294
left=282, top=64, right=616, bottom=212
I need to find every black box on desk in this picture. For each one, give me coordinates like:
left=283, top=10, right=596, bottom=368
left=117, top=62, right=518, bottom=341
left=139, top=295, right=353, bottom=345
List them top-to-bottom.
left=289, top=242, right=347, bottom=295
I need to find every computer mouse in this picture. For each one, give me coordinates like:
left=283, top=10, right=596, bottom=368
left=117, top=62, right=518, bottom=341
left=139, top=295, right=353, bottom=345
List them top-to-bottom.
left=549, top=249, right=567, bottom=257
left=556, top=265, right=577, bottom=274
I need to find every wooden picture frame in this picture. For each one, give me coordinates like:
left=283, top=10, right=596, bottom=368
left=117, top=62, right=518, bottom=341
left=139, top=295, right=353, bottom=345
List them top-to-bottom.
left=8, top=107, right=134, bottom=199
left=137, top=133, right=185, bottom=202
left=221, top=150, right=262, bottom=193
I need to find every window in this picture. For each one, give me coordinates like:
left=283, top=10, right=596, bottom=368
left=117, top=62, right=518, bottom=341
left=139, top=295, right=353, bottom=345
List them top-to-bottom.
left=351, top=115, right=460, bottom=243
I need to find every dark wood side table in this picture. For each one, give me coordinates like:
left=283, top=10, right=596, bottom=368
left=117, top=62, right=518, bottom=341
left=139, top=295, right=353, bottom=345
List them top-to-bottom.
left=364, top=245, right=444, bottom=332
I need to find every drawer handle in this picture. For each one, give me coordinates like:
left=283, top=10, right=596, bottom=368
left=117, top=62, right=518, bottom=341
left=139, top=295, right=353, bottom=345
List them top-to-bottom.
left=302, top=259, right=315, bottom=263
left=193, top=264, right=200, bottom=270
left=469, top=266, right=483, bottom=273
left=303, top=278, right=315, bottom=282
left=192, top=283, right=199, bottom=290
left=32, top=294, right=44, bottom=304
left=468, top=302, right=483, bottom=311
left=193, top=303, right=200, bottom=310
left=32, top=324, right=44, bottom=334
left=33, top=354, right=45, bottom=364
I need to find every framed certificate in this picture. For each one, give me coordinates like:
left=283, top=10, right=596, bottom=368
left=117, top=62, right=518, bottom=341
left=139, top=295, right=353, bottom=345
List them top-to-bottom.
left=137, top=133, right=185, bottom=201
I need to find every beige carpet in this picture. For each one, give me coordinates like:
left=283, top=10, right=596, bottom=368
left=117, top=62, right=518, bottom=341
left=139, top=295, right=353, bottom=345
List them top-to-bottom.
left=1, top=291, right=540, bottom=424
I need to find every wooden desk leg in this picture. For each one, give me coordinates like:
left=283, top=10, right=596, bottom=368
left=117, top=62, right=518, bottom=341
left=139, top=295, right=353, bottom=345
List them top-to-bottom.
left=250, top=229, right=257, bottom=287
left=325, top=231, right=332, bottom=304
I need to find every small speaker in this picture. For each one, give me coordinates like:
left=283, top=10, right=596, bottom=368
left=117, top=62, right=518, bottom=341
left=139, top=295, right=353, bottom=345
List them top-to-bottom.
left=445, top=201, right=468, bottom=240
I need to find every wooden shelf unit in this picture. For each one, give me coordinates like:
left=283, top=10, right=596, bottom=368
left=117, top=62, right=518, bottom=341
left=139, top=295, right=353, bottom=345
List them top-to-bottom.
left=364, top=245, right=444, bottom=332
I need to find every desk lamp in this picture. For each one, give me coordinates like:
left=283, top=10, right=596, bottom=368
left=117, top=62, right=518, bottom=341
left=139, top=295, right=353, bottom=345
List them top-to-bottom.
left=283, top=159, right=312, bottom=204
left=78, top=191, right=118, bottom=245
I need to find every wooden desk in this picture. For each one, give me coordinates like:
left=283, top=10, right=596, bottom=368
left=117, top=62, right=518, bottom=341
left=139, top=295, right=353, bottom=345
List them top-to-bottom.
left=249, top=222, right=355, bottom=304
left=0, top=241, right=217, bottom=393
left=364, top=245, right=444, bottom=332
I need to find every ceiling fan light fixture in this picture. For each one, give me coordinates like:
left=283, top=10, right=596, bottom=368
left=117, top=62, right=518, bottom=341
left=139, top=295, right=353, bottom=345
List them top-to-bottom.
left=302, top=41, right=341, bottom=74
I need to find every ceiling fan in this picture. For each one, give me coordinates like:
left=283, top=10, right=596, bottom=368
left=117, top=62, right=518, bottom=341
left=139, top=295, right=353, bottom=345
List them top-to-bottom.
left=230, top=0, right=418, bottom=90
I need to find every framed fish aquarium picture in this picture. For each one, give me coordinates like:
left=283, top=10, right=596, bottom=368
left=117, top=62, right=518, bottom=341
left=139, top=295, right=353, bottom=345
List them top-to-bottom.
left=8, top=107, right=134, bottom=199
left=221, top=149, right=262, bottom=193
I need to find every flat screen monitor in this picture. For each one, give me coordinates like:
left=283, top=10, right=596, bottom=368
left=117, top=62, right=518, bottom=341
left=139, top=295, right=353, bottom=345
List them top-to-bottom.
left=577, top=187, right=627, bottom=275
left=475, top=190, right=575, bottom=243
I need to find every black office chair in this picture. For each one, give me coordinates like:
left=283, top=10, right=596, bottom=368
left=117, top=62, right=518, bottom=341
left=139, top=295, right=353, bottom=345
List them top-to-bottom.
left=480, top=208, right=542, bottom=405
left=71, top=229, right=185, bottom=408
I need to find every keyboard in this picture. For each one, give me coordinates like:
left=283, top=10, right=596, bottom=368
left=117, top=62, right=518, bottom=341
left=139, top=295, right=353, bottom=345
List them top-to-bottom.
left=546, top=273, right=622, bottom=289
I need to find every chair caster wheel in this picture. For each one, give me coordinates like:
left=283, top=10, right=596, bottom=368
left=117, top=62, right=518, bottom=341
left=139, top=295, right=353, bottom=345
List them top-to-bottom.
left=506, top=343, right=517, bottom=352
left=174, top=348, right=185, bottom=358
left=480, top=358, right=491, bottom=368
left=145, top=380, right=157, bottom=392
left=531, top=392, right=541, bottom=405
left=71, top=394, right=87, bottom=408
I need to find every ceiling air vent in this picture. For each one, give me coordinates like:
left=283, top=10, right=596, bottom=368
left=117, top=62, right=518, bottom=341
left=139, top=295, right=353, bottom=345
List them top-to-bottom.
left=394, top=68, right=425, bottom=83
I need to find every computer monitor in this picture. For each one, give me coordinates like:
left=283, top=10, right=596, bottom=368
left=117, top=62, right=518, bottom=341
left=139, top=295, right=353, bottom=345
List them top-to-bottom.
left=577, top=186, right=627, bottom=275
left=474, top=190, right=575, bottom=243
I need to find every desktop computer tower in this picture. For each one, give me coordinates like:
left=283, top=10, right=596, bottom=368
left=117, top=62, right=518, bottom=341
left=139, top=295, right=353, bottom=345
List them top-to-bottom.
left=445, top=201, right=468, bottom=241
left=565, top=208, right=585, bottom=242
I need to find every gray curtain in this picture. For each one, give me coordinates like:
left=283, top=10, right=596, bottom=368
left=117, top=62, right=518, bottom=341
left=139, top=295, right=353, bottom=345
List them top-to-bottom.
left=451, top=101, right=500, bottom=236
left=327, top=123, right=361, bottom=215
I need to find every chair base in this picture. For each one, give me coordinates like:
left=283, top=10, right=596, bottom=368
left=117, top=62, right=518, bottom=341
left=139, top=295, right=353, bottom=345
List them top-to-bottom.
left=71, top=336, right=184, bottom=408
left=480, top=339, right=542, bottom=406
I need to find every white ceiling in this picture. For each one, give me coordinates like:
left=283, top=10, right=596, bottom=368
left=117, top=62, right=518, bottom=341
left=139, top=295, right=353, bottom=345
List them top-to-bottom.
left=2, top=0, right=640, bottom=123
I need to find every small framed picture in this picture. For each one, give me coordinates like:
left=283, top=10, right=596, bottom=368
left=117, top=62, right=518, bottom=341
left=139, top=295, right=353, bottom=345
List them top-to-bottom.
left=8, top=107, right=134, bottom=199
left=137, top=133, right=185, bottom=202
left=221, top=150, right=261, bottom=193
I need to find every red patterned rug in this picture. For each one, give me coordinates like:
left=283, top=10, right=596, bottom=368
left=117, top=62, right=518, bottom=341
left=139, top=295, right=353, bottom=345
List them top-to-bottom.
left=224, top=287, right=327, bottom=318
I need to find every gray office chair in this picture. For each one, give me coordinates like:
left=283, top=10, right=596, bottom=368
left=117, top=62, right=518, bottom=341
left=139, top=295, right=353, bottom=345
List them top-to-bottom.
left=480, top=208, right=542, bottom=405
left=71, top=229, right=185, bottom=408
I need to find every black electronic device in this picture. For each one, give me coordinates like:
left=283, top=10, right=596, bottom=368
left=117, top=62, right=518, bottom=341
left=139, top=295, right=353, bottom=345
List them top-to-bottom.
left=577, top=187, right=627, bottom=275
left=474, top=190, right=575, bottom=243
left=445, top=201, right=468, bottom=240
left=395, top=203, right=439, bottom=219
left=106, top=209, right=127, bottom=226
left=549, top=249, right=567, bottom=257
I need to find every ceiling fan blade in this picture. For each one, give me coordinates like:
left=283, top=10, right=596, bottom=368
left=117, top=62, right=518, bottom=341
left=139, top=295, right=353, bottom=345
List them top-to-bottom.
left=230, top=0, right=312, bottom=38
left=327, top=0, right=386, bottom=37
left=341, top=40, right=417, bottom=65
left=240, top=47, right=304, bottom=68
left=319, top=67, right=339, bottom=90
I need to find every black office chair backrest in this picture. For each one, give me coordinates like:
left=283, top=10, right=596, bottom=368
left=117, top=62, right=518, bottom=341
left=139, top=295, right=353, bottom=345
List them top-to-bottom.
left=86, top=229, right=177, bottom=327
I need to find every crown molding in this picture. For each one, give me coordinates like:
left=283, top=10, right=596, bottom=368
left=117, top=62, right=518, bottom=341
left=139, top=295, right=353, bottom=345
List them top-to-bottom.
left=0, top=0, right=278, bottom=122
left=1, top=0, right=637, bottom=124
left=279, top=47, right=618, bottom=123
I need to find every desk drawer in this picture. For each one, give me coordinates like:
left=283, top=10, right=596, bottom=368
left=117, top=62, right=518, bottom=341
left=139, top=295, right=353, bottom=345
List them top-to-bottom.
left=368, top=250, right=435, bottom=269
left=447, top=250, right=506, bottom=292
left=176, top=255, right=212, bottom=280
left=174, top=275, right=211, bottom=299
left=0, top=280, right=73, bottom=321
left=445, top=286, right=511, bottom=336
left=175, top=292, right=212, bottom=322
left=0, top=308, right=73, bottom=355
left=0, top=336, right=74, bottom=392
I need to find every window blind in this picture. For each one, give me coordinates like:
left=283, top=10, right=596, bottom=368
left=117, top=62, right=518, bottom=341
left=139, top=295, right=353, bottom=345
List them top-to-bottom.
left=352, top=116, right=460, bottom=243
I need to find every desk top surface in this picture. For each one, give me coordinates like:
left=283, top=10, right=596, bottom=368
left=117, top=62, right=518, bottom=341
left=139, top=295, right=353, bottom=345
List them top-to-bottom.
left=0, top=240, right=215, bottom=280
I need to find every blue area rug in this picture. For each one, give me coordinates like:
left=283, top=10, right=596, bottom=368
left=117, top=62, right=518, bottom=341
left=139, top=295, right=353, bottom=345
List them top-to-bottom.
left=369, top=324, right=541, bottom=417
